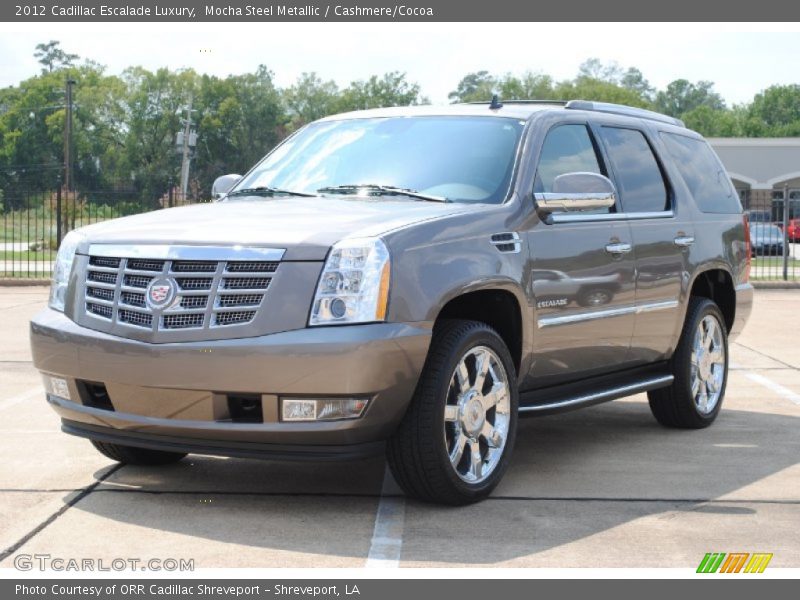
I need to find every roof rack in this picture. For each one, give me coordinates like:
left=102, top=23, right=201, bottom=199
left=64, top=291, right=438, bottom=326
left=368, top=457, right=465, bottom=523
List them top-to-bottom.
left=565, top=100, right=685, bottom=127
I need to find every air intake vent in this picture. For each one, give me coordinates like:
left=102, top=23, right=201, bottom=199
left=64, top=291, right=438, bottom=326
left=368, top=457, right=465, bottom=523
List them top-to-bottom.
left=490, top=232, right=522, bottom=254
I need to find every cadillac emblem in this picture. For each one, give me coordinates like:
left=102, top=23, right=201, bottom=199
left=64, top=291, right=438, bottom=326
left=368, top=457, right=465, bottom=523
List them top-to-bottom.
left=147, top=279, right=174, bottom=308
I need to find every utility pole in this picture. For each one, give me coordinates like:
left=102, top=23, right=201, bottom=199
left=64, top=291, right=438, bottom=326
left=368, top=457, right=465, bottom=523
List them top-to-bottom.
left=63, top=78, right=76, bottom=191
left=178, top=96, right=197, bottom=199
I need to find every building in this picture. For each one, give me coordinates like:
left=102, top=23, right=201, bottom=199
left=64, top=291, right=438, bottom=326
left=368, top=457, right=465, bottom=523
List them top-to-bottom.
left=709, top=138, right=800, bottom=222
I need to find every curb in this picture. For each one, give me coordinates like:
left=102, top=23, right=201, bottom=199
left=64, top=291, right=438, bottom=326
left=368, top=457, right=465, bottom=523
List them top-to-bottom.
left=0, top=279, right=50, bottom=287
left=751, top=281, right=800, bottom=290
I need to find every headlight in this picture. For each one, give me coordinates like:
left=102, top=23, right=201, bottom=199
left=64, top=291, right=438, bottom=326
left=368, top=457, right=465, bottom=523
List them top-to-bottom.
left=49, top=231, right=84, bottom=312
left=309, top=237, right=391, bottom=326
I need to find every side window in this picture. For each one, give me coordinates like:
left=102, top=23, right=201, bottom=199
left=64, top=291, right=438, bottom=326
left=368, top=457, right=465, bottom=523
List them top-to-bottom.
left=534, top=124, right=603, bottom=194
left=599, top=127, right=668, bottom=213
left=660, top=132, right=742, bottom=214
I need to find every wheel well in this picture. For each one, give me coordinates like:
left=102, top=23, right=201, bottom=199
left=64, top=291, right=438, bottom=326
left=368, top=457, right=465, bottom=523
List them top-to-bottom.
left=690, top=269, right=735, bottom=332
left=436, top=290, right=523, bottom=374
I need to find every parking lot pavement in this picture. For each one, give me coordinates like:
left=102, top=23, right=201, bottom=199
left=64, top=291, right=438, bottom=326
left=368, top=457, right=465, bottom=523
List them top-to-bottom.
left=0, top=287, right=797, bottom=569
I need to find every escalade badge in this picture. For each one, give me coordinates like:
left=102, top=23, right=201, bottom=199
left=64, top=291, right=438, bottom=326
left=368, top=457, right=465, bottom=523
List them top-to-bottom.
left=147, top=279, right=174, bottom=308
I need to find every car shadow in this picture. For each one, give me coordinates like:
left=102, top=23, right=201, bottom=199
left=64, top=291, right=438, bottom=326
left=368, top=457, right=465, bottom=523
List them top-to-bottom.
left=68, top=401, right=799, bottom=565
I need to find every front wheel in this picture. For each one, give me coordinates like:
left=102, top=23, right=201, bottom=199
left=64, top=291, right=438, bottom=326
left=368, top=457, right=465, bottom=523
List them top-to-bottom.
left=648, top=297, right=728, bottom=428
left=387, top=319, right=518, bottom=505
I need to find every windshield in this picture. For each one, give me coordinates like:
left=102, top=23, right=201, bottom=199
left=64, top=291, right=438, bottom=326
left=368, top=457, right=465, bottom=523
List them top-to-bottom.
left=230, top=116, right=525, bottom=204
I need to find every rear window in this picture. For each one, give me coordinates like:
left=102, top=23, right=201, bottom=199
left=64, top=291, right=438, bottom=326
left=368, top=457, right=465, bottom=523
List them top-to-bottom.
left=660, top=133, right=741, bottom=214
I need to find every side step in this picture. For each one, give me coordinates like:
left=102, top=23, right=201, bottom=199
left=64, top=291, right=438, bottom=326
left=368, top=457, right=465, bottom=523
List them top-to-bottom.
left=519, top=374, right=674, bottom=417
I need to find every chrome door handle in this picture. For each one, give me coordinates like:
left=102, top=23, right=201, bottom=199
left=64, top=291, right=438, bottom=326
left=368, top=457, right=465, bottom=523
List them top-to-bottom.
left=674, top=236, right=695, bottom=247
left=605, top=242, right=632, bottom=254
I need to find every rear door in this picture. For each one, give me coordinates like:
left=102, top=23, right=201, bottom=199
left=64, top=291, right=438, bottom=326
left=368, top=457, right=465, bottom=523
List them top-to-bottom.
left=526, top=123, right=637, bottom=388
left=593, top=124, right=692, bottom=363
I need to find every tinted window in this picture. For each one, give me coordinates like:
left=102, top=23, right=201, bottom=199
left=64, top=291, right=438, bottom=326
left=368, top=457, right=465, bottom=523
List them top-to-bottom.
left=233, top=116, right=524, bottom=204
left=534, top=125, right=603, bottom=194
left=600, top=127, right=668, bottom=213
left=660, top=133, right=741, bottom=214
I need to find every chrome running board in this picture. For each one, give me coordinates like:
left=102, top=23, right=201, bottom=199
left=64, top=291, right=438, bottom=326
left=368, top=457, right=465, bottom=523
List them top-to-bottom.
left=519, top=374, right=674, bottom=416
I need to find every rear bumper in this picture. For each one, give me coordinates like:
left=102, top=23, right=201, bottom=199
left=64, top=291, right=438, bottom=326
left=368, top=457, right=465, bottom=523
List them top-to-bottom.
left=731, top=282, right=754, bottom=340
left=31, top=307, right=431, bottom=453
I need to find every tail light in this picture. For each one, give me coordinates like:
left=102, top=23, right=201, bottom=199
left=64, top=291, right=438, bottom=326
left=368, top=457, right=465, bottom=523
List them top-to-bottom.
left=742, top=213, right=751, bottom=283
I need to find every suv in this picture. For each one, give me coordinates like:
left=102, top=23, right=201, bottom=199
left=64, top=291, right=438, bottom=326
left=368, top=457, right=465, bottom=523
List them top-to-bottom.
left=31, top=100, right=753, bottom=505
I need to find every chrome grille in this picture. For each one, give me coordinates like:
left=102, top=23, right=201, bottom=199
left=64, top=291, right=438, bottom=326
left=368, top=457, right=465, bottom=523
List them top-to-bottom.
left=83, top=253, right=279, bottom=335
left=127, top=259, right=164, bottom=271
left=172, top=261, right=216, bottom=272
left=226, top=261, right=279, bottom=273
left=87, top=271, right=117, bottom=285
left=124, top=274, right=153, bottom=289
left=177, top=277, right=213, bottom=290
left=222, top=277, right=271, bottom=290
left=87, top=287, right=114, bottom=302
left=120, top=291, right=146, bottom=307
left=218, top=293, right=263, bottom=307
left=180, top=295, right=208, bottom=309
left=87, top=302, right=113, bottom=319
left=118, top=309, right=153, bottom=328
left=215, top=310, right=257, bottom=326
left=163, top=313, right=204, bottom=329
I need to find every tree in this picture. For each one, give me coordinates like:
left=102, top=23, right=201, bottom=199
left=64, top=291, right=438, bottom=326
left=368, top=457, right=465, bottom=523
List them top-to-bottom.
left=34, top=41, right=79, bottom=73
left=577, top=58, right=624, bottom=83
left=193, top=65, right=285, bottom=194
left=121, top=66, right=197, bottom=202
left=620, top=68, right=654, bottom=101
left=448, top=71, right=496, bottom=103
left=284, top=72, right=340, bottom=129
left=337, top=72, right=423, bottom=111
left=497, top=72, right=556, bottom=100
left=555, top=78, right=651, bottom=108
left=655, top=79, right=725, bottom=117
left=746, top=85, right=800, bottom=136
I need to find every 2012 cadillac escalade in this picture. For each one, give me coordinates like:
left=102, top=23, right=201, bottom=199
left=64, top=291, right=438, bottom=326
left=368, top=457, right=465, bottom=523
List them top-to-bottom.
left=30, top=100, right=753, bottom=504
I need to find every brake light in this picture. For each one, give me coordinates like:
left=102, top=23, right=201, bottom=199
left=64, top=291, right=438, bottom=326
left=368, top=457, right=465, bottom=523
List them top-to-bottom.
left=743, top=213, right=751, bottom=283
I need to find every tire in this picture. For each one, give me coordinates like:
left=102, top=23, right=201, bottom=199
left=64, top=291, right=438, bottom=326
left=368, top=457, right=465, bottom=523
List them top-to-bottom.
left=648, top=297, right=728, bottom=429
left=387, top=319, right=519, bottom=505
left=91, top=440, right=187, bottom=466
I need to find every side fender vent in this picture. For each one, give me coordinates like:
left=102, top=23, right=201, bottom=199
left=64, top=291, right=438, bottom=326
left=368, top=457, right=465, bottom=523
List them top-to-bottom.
left=490, top=232, right=522, bottom=254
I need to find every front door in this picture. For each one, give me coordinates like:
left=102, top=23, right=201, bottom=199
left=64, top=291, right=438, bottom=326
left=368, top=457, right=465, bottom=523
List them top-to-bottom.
left=525, top=123, right=637, bottom=389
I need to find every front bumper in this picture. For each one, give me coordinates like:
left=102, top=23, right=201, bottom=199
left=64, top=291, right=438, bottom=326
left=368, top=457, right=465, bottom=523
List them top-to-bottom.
left=31, top=308, right=431, bottom=458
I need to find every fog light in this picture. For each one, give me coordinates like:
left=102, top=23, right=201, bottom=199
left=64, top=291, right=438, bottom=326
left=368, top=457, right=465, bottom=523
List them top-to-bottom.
left=42, top=375, right=71, bottom=400
left=281, top=397, right=369, bottom=422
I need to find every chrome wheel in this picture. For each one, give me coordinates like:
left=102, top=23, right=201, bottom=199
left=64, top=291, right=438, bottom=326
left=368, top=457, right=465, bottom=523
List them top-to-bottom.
left=691, top=315, right=726, bottom=415
left=443, top=346, right=511, bottom=484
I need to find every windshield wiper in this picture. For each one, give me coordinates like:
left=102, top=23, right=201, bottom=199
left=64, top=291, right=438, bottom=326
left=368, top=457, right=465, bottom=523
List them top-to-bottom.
left=316, top=184, right=450, bottom=203
left=227, top=186, right=315, bottom=198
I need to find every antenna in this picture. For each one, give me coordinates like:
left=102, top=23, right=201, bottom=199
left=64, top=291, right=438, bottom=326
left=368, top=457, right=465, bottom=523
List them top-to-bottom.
left=489, top=94, right=503, bottom=110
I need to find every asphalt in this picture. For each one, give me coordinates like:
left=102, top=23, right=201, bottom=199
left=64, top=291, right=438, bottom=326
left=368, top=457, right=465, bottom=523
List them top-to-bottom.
left=0, top=287, right=797, bottom=569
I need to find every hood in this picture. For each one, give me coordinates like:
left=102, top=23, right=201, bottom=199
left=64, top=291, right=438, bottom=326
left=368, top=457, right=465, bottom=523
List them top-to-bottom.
left=76, top=196, right=475, bottom=260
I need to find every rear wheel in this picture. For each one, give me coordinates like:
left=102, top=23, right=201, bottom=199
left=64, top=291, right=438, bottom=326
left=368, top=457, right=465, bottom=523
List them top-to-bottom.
left=648, top=297, right=728, bottom=428
left=387, top=319, right=518, bottom=505
left=91, top=440, right=187, bottom=465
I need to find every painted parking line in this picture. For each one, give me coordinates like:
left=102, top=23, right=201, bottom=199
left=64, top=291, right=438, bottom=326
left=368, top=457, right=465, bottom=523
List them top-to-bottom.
left=743, top=371, right=800, bottom=406
left=0, top=388, right=42, bottom=411
left=365, top=467, right=406, bottom=568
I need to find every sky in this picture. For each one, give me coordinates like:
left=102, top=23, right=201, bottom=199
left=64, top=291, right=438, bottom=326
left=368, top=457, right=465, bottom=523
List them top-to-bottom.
left=0, top=22, right=798, bottom=105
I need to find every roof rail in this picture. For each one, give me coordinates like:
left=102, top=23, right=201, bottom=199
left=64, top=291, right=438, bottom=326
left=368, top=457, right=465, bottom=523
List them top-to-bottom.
left=463, top=99, right=568, bottom=106
left=565, top=100, right=685, bottom=127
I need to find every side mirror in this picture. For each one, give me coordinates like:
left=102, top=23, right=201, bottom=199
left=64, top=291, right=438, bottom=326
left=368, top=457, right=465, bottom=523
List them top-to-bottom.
left=534, top=172, right=616, bottom=214
left=212, top=174, right=242, bottom=199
